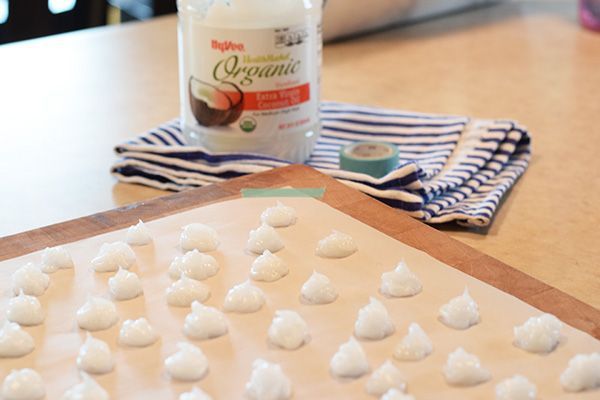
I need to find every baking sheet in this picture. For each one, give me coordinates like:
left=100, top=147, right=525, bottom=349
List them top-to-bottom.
left=0, top=197, right=598, bottom=399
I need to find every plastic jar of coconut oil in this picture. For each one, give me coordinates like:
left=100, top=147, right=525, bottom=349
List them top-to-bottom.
left=177, top=0, right=322, bottom=163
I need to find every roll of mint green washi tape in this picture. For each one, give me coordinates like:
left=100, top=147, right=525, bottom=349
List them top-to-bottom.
left=339, top=142, right=399, bottom=178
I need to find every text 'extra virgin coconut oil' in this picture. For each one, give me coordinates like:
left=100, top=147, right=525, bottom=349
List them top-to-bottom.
left=177, top=0, right=323, bottom=163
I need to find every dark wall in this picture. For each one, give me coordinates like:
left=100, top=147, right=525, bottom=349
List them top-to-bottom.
left=0, top=0, right=107, bottom=44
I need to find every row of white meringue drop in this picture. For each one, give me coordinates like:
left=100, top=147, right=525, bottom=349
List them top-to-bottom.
left=3, top=201, right=600, bottom=399
left=125, top=201, right=354, bottom=261
left=0, top=202, right=345, bottom=400
left=159, top=202, right=353, bottom=399
left=166, top=202, right=328, bottom=399
left=178, top=204, right=359, bottom=259
left=0, top=219, right=161, bottom=399
left=161, top=242, right=599, bottom=400
left=1, top=245, right=113, bottom=400
left=9, top=245, right=73, bottom=298
left=165, top=245, right=342, bottom=309
left=3, top=246, right=76, bottom=374
left=325, top=261, right=600, bottom=398
left=4, top=281, right=595, bottom=397
left=74, top=309, right=297, bottom=400
left=328, top=335, right=600, bottom=399
left=0, top=366, right=214, bottom=400
left=1, top=369, right=108, bottom=400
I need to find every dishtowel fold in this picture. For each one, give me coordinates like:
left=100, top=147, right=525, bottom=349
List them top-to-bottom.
left=112, top=101, right=531, bottom=227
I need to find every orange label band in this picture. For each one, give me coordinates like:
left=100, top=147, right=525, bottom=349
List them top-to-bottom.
left=238, top=83, right=310, bottom=111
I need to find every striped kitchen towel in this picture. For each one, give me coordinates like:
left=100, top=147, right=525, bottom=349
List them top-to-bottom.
left=112, top=101, right=531, bottom=227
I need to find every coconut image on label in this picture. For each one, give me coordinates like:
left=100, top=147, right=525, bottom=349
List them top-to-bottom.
left=189, top=77, right=244, bottom=127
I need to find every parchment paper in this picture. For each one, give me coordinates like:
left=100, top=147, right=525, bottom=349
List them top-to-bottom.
left=0, top=197, right=598, bottom=399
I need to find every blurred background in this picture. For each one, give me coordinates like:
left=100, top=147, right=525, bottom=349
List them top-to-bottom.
left=0, top=0, right=504, bottom=45
left=0, top=0, right=177, bottom=44
left=1, top=1, right=596, bottom=46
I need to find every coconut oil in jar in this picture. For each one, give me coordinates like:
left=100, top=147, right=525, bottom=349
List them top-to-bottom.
left=177, top=0, right=322, bottom=163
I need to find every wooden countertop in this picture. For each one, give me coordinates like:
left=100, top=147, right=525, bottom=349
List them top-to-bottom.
left=1, top=1, right=598, bottom=309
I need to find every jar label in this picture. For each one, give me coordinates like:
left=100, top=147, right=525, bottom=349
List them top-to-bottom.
left=184, top=22, right=321, bottom=137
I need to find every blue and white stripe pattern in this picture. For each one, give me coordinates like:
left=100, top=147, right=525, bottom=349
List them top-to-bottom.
left=112, top=101, right=531, bottom=227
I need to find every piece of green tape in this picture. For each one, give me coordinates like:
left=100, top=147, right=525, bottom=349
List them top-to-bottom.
left=339, top=141, right=399, bottom=178
left=241, top=188, right=325, bottom=198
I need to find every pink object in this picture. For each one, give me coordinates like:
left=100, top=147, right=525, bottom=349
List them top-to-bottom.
left=580, top=0, right=600, bottom=31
